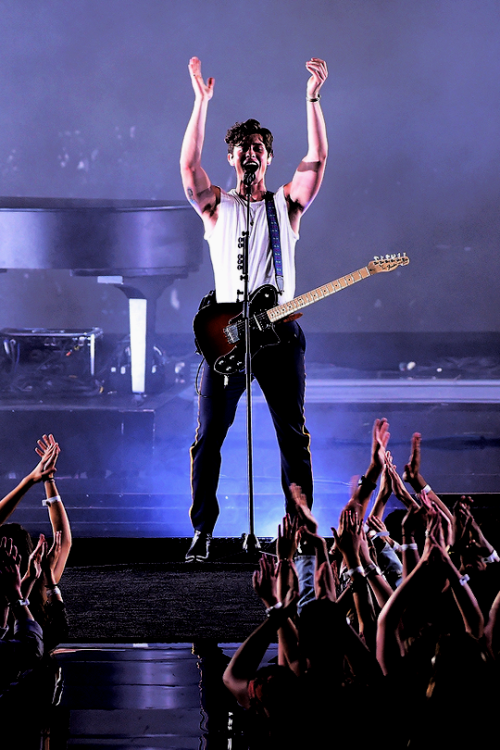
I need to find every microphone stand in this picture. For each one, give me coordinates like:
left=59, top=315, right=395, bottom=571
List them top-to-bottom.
left=240, top=168, right=260, bottom=559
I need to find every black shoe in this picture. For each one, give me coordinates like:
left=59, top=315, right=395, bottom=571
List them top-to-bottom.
left=185, top=531, right=212, bottom=562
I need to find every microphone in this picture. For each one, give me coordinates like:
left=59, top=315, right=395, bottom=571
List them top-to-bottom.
left=243, top=162, right=258, bottom=186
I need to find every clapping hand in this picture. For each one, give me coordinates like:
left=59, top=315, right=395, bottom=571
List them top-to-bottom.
left=372, top=418, right=390, bottom=472
left=402, top=432, right=421, bottom=485
left=30, top=434, right=60, bottom=483
left=21, top=534, right=46, bottom=597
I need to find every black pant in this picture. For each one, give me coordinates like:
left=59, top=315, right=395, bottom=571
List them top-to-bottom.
left=189, top=321, right=313, bottom=533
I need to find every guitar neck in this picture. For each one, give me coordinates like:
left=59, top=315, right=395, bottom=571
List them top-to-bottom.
left=266, top=265, right=371, bottom=323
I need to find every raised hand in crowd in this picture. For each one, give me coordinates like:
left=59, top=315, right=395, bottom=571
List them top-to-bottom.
left=348, top=417, right=390, bottom=516
left=402, top=431, right=452, bottom=520
left=0, top=434, right=60, bottom=525
left=38, top=434, right=72, bottom=584
left=385, top=451, right=419, bottom=510
left=332, top=507, right=377, bottom=648
left=276, top=514, right=298, bottom=563
left=21, top=534, right=46, bottom=600
left=0, top=537, right=44, bottom=692
left=224, top=554, right=299, bottom=711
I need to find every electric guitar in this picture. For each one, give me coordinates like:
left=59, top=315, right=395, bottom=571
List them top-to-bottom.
left=194, top=253, right=409, bottom=375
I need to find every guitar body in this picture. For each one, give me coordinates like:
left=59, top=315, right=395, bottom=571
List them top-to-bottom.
left=193, top=254, right=409, bottom=376
left=193, top=285, right=281, bottom=375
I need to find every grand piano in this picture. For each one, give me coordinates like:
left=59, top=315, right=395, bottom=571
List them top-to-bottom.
left=0, top=197, right=204, bottom=394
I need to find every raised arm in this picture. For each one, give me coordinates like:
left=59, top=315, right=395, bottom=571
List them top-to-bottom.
left=179, top=56, right=219, bottom=226
left=285, top=58, right=328, bottom=230
left=348, top=418, right=390, bottom=518
left=402, top=432, right=452, bottom=521
left=0, top=435, right=59, bottom=525
left=369, top=458, right=392, bottom=519
left=41, top=465, right=72, bottom=584
left=333, top=507, right=378, bottom=650
left=223, top=558, right=297, bottom=707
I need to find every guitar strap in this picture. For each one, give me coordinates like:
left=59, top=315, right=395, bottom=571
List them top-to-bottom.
left=264, top=191, right=284, bottom=295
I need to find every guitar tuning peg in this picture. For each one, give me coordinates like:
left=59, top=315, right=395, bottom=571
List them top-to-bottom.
left=385, top=254, right=390, bottom=260
left=373, top=255, right=380, bottom=261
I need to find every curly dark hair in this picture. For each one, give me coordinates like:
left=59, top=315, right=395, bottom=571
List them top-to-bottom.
left=224, top=119, right=274, bottom=155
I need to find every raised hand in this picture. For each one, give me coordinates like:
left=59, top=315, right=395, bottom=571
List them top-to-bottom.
left=188, top=56, right=214, bottom=101
left=305, top=58, right=328, bottom=99
left=372, top=418, right=390, bottom=471
left=402, top=432, right=421, bottom=484
left=30, top=434, right=60, bottom=483
left=386, top=452, right=417, bottom=509
left=378, top=457, right=392, bottom=500
left=421, top=496, right=447, bottom=551
left=452, top=497, right=472, bottom=551
left=461, top=497, right=495, bottom=557
left=401, top=502, right=426, bottom=539
left=332, top=507, right=363, bottom=566
left=277, top=514, right=299, bottom=561
left=365, top=514, right=388, bottom=536
left=24, top=534, right=46, bottom=584
left=0, top=537, right=22, bottom=601
left=252, top=554, right=278, bottom=609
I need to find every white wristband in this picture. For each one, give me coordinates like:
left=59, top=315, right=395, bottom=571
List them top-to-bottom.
left=422, top=484, right=432, bottom=494
left=43, top=495, right=62, bottom=506
left=401, top=543, right=418, bottom=551
left=483, top=550, right=500, bottom=564
left=46, top=585, right=61, bottom=598
left=265, top=602, right=283, bottom=618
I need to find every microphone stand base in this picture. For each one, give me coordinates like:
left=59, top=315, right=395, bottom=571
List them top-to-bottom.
left=242, top=533, right=261, bottom=559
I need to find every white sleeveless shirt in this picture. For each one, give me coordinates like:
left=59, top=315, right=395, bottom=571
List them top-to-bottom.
left=204, top=185, right=299, bottom=304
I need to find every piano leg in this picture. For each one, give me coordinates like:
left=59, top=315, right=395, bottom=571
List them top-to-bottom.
left=98, top=275, right=176, bottom=395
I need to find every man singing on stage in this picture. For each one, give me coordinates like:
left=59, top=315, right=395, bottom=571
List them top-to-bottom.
left=180, top=56, right=328, bottom=561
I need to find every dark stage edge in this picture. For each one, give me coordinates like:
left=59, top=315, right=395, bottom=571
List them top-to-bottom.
left=62, top=538, right=278, bottom=643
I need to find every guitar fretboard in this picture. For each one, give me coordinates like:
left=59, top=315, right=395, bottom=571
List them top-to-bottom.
left=266, top=265, right=371, bottom=323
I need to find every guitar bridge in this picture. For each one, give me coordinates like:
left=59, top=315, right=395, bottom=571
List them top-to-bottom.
left=224, top=323, right=240, bottom=344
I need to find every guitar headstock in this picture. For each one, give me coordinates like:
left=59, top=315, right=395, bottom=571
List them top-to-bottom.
left=368, top=253, right=410, bottom=274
